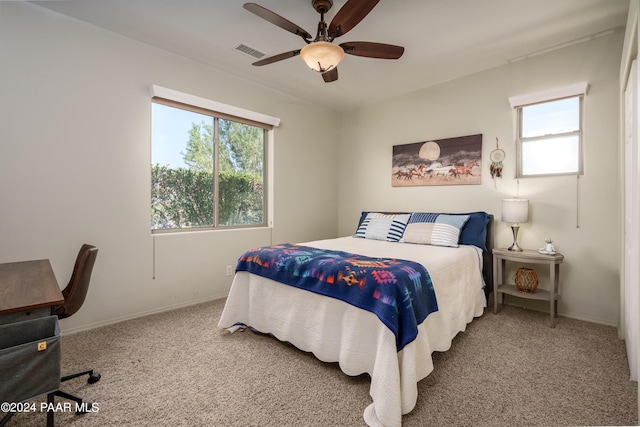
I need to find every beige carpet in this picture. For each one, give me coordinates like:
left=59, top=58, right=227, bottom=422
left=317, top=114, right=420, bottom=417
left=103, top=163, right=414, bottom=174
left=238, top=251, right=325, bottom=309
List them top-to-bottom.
left=6, top=298, right=638, bottom=426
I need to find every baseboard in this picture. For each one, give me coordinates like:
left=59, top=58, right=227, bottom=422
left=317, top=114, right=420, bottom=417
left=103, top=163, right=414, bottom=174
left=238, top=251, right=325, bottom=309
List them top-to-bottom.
left=59, top=294, right=228, bottom=336
left=63, top=294, right=619, bottom=335
left=489, top=299, right=618, bottom=328
left=560, top=311, right=618, bottom=328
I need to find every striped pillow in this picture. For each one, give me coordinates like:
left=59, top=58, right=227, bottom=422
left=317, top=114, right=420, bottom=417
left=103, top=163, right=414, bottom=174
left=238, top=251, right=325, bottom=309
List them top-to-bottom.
left=355, top=213, right=411, bottom=242
left=402, top=213, right=470, bottom=247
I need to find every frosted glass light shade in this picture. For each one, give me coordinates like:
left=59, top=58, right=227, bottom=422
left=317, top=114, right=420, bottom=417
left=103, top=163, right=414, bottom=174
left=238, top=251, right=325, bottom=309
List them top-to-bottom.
left=300, top=41, right=345, bottom=72
left=502, top=198, right=529, bottom=224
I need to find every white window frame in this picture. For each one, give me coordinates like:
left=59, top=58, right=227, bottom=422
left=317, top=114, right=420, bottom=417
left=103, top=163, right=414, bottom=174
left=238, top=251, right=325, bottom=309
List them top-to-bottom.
left=509, top=82, right=589, bottom=178
left=150, top=85, right=279, bottom=232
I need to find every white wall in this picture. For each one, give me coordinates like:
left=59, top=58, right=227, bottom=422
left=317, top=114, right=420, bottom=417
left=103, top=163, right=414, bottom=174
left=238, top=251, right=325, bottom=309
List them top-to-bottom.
left=0, top=3, right=339, bottom=333
left=337, top=29, right=624, bottom=326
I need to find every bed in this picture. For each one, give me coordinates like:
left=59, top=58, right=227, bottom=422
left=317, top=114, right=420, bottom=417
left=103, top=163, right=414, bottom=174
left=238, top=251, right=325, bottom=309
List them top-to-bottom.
left=218, top=211, right=493, bottom=427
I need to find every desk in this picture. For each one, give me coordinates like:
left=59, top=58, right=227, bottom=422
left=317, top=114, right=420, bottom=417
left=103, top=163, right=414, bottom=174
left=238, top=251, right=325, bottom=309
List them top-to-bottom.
left=0, top=259, right=64, bottom=325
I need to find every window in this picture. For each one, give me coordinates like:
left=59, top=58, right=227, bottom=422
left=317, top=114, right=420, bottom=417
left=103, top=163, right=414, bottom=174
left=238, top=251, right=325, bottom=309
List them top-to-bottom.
left=510, top=82, right=588, bottom=177
left=150, top=87, right=279, bottom=233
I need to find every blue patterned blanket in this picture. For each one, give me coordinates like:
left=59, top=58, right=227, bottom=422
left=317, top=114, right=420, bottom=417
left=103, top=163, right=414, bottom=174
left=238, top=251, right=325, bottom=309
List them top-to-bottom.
left=235, top=244, right=438, bottom=350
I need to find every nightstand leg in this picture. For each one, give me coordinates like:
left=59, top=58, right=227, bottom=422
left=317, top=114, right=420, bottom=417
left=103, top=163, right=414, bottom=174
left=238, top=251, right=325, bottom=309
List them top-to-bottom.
left=493, top=254, right=498, bottom=314
left=500, top=259, right=506, bottom=307
left=549, top=262, right=556, bottom=328
left=554, top=264, right=560, bottom=316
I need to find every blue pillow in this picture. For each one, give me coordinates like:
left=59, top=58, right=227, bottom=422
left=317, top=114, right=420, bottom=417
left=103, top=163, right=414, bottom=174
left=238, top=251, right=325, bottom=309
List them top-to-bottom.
left=454, top=211, right=491, bottom=250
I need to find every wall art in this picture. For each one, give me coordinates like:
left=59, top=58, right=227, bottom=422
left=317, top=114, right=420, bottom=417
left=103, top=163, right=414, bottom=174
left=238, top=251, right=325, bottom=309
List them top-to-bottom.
left=392, top=134, right=483, bottom=187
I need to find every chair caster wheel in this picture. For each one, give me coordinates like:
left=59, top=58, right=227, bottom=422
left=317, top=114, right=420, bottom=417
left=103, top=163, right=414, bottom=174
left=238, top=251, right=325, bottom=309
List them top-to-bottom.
left=88, top=373, right=101, bottom=384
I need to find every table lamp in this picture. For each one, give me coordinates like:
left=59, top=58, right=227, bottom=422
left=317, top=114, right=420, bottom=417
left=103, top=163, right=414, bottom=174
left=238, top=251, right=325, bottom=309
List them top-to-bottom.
left=502, top=198, right=529, bottom=251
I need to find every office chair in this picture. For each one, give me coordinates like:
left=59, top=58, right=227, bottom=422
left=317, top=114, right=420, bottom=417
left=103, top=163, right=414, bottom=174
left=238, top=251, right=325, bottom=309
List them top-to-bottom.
left=50, top=244, right=101, bottom=414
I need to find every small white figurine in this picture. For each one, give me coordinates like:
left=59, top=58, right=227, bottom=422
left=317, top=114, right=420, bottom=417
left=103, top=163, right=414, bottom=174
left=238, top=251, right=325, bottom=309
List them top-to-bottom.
left=538, top=238, right=556, bottom=255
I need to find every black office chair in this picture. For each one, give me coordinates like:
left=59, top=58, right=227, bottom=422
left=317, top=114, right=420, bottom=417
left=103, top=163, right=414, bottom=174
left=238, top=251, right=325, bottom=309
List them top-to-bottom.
left=50, top=244, right=101, bottom=413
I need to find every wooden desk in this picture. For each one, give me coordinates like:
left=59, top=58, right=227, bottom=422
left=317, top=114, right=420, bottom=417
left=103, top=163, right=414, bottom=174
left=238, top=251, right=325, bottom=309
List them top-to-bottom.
left=0, top=259, right=64, bottom=325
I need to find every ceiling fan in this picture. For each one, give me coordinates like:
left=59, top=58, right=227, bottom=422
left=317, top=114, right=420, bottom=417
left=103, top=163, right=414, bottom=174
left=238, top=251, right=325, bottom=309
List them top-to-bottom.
left=243, top=0, right=405, bottom=83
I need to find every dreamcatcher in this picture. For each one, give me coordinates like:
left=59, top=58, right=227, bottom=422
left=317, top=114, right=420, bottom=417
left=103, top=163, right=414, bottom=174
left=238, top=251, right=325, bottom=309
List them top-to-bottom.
left=489, top=137, right=505, bottom=188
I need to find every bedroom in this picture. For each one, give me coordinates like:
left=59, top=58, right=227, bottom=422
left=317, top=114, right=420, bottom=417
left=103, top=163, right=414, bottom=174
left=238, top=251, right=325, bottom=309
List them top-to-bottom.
left=0, top=0, right=636, bottom=425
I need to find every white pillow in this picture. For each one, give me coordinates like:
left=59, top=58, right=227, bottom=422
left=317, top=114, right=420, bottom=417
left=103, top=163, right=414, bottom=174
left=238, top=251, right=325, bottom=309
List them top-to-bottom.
left=355, top=213, right=411, bottom=242
left=402, top=213, right=470, bottom=247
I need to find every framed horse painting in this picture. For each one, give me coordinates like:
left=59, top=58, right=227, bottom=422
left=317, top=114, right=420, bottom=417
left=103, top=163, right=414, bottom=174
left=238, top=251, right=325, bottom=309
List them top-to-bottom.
left=392, top=134, right=483, bottom=187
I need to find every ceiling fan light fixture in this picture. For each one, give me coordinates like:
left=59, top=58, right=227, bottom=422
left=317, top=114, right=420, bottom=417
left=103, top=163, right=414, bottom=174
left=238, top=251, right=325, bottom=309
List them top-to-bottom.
left=300, top=41, right=344, bottom=73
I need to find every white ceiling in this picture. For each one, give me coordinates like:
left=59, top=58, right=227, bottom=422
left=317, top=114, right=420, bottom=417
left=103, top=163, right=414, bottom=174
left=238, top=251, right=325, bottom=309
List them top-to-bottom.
left=30, top=0, right=629, bottom=112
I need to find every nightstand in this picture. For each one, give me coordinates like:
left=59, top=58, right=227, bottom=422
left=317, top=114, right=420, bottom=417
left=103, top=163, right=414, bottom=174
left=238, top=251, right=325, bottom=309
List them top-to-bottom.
left=492, top=248, right=565, bottom=327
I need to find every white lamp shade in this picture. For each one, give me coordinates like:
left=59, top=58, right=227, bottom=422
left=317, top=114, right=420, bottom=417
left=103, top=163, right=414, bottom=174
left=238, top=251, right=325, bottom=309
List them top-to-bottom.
left=300, top=41, right=345, bottom=72
left=502, top=198, right=529, bottom=224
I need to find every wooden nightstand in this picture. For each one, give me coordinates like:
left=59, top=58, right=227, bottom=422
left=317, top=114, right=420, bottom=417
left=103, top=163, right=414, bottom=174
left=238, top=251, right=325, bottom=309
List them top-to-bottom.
left=492, top=248, right=565, bottom=327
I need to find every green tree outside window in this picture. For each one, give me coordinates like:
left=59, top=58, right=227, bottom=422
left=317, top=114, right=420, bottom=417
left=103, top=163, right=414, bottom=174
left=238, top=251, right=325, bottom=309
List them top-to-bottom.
left=151, top=103, right=266, bottom=231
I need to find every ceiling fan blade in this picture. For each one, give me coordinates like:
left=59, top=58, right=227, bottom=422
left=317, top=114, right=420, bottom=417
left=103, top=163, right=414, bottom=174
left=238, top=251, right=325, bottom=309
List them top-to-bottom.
left=328, top=0, right=379, bottom=39
left=243, top=3, right=312, bottom=41
left=340, top=41, right=404, bottom=59
left=252, top=49, right=301, bottom=66
left=322, top=67, right=338, bottom=83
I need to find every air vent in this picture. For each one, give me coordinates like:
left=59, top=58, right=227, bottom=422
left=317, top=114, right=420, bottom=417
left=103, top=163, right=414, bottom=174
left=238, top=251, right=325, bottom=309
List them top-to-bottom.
left=235, top=43, right=266, bottom=59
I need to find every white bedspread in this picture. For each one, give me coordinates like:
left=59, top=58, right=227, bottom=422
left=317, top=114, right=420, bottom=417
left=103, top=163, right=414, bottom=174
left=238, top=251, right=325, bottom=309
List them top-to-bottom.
left=218, top=237, right=486, bottom=427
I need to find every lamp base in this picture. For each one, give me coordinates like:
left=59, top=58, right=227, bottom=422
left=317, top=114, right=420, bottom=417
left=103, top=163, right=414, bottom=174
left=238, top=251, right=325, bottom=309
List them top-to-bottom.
left=508, top=224, right=523, bottom=252
left=508, top=242, right=524, bottom=251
